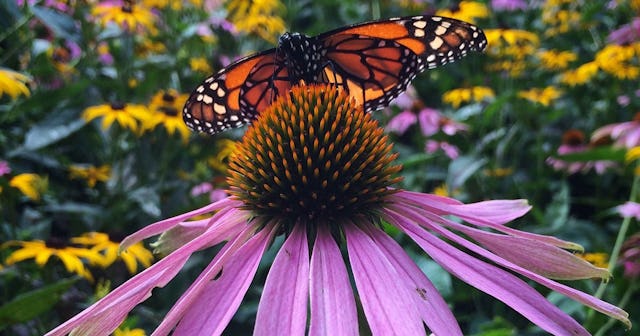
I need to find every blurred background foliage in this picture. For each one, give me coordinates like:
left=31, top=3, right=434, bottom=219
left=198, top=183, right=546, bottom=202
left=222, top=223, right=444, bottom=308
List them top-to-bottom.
left=1, top=0, right=639, bottom=335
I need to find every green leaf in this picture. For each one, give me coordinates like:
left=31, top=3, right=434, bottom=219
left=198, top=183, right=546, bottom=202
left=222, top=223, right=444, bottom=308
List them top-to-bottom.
left=31, top=6, right=80, bottom=42
left=21, top=118, right=85, bottom=151
left=555, top=146, right=626, bottom=162
left=448, top=155, right=487, bottom=189
left=0, top=278, right=78, bottom=329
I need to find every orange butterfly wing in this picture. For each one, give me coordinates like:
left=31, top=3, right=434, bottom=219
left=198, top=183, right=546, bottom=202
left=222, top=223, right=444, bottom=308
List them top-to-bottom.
left=316, top=16, right=487, bottom=112
left=183, top=50, right=292, bottom=135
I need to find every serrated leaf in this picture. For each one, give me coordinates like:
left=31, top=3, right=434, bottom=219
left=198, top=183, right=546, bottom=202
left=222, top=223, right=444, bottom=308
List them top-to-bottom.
left=0, top=278, right=78, bottom=329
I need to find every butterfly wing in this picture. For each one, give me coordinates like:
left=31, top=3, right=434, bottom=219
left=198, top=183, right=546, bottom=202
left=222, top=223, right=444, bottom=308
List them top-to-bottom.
left=315, top=15, right=487, bottom=112
left=183, top=49, right=292, bottom=135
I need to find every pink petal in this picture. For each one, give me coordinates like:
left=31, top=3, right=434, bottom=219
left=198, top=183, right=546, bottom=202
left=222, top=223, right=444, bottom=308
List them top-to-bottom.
left=121, top=197, right=243, bottom=250
left=618, top=201, right=640, bottom=219
left=386, top=205, right=630, bottom=328
left=387, top=209, right=591, bottom=335
left=46, top=218, right=230, bottom=336
left=345, top=223, right=424, bottom=335
left=255, top=224, right=309, bottom=336
left=456, top=224, right=610, bottom=280
left=152, top=225, right=269, bottom=335
left=309, top=225, right=358, bottom=336
left=362, top=225, right=462, bottom=336
left=169, top=226, right=274, bottom=336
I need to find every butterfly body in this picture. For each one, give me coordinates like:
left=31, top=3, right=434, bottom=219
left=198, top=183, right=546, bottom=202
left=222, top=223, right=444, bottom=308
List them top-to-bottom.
left=184, top=15, right=487, bottom=135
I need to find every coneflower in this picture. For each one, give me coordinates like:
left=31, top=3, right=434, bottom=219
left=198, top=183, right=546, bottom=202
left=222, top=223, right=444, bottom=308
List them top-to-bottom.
left=48, top=85, right=629, bottom=336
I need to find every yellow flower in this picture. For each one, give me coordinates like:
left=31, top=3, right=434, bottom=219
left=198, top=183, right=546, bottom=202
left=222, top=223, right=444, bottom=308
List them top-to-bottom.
left=142, top=0, right=181, bottom=10
left=227, top=0, right=286, bottom=43
left=541, top=0, right=582, bottom=36
left=91, top=1, right=157, bottom=34
left=435, top=1, right=489, bottom=24
left=484, top=29, right=539, bottom=57
left=136, top=38, right=166, bottom=56
left=595, top=43, right=640, bottom=80
left=537, top=49, right=578, bottom=70
left=189, top=57, right=212, bottom=74
left=560, top=61, right=599, bottom=86
left=0, top=68, right=30, bottom=99
left=442, top=86, right=495, bottom=108
left=518, top=86, right=563, bottom=106
left=143, top=89, right=191, bottom=142
left=83, top=102, right=151, bottom=132
left=207, top=139, right=238, bottom=173
left=626, top=146, right=640, bottom=163
left=69, top=165, right=111, bottom=188
left=483, top=167, right=514, bottom=177
left=9, top=173, right=47, bottom=201
left=432, top=184, right=450, bottom=197
left=71, top=232, right=154, bottom=274
left=4, top=239, right=103, bottom=281
left=576, top=253, right=609, bottom=269
left=114, top=327, right=146, bottom=336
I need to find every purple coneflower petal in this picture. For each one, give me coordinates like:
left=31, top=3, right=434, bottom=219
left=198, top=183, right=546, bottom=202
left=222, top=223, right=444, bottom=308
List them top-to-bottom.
left=121, top=197, right=242, bottom=250
left=386, top=204, right=631, bottom=328
left=388, top=210, right=591, bottom=336
left=46, top=218, right=236, bottom=336
left=345, top=223, right=424, bottom=335
left=255, top=224, right=309, bottom=336
left=309, top=225, right=358, bottom=336
left=363, top=225, right=462, bottom=336
left=167, top=226, right=274, bottom=336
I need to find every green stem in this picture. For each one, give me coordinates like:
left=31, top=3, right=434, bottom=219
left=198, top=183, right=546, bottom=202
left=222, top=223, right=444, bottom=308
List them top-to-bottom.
left=594, top=280, right=638, bottom=336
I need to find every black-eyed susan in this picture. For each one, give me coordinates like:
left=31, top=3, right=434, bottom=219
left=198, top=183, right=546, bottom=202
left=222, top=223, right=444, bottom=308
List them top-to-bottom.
left=91, top=0, right=157, bottom=34
left=141, top=0, right=181, bottom=10
left=226, top=0, right=286, bottom=43
left=541, top=0, right=582, bottom=36
left=435, top=1, right=489, bottom=24
left=595, top=43, right=640, bottom=80
left=537, top=49, right=578, bottom=71
left=189, top=57, right=212, bottom=74
left=560, top=61, right=599, bottom=86
left=0, top=68, right=30, bottom=100
left=48, top=85, right=629, bottom=336
left=442, top=86, right=495, bottom=108
left=517, top=86, right=563, bottom=106
left=143, top=89, right=191, bottom=142
left=82, top=102, right=151, bottom=132
left=207, top=139, right=237, bottom=173
left=69, top=164, right=111, bottom=188
left=9, top=173, right=47, bottom=201
left=71, top=232, right=153, bottom=274
left=4, top=238, right=103, bottom=281
left=576, top=253, right=609, bottom=269
left=113, top=327, right=146, bottom=336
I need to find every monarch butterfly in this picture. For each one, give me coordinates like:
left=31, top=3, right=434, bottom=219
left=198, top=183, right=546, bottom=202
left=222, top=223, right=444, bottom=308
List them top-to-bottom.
left=184, top=15, right=487, bottom=135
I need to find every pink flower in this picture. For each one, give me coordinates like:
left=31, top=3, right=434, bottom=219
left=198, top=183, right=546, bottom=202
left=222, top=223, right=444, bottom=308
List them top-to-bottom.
left=491, top=0, right=528, bottom=11
left=608, top=17, right=640, bottom=45
left=47, top=85, right=629, bottom=336
left=386, top=110, right=417, bottom=134
left=592, top=113, right=640, bottom=148
left=547, top=130, right=616, bottom=174
left=426, top=140, right=460, bottom=159
left=0, top=160, right=10, bottom=176
left=191, top=182, right=229, bottom=203
left=618, top=201, right=640, bottom=220
left=620, top=233, right=640, bottom=278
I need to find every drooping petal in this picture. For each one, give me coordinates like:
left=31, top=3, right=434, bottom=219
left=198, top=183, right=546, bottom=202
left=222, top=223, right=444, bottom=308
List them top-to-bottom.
left=392, top=192, right=580, bottom=250
left=120, top=197, right=242, bottom=250
left=385, top=205, right=630, bottom=329
left=387, top=209, right=591, bottom=336
left=46, top=219, right=237, bottom=336
left=255, top=223, right=309, bottom=336
left=345, top=223, right=424, bottom=335
left=309, top=225, right=358, bottom=336
left=362, top=225, right=462, bottom=336
left=167, top=226, right=274, bottom=336
left=460, top=226, right=610, bottom=280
